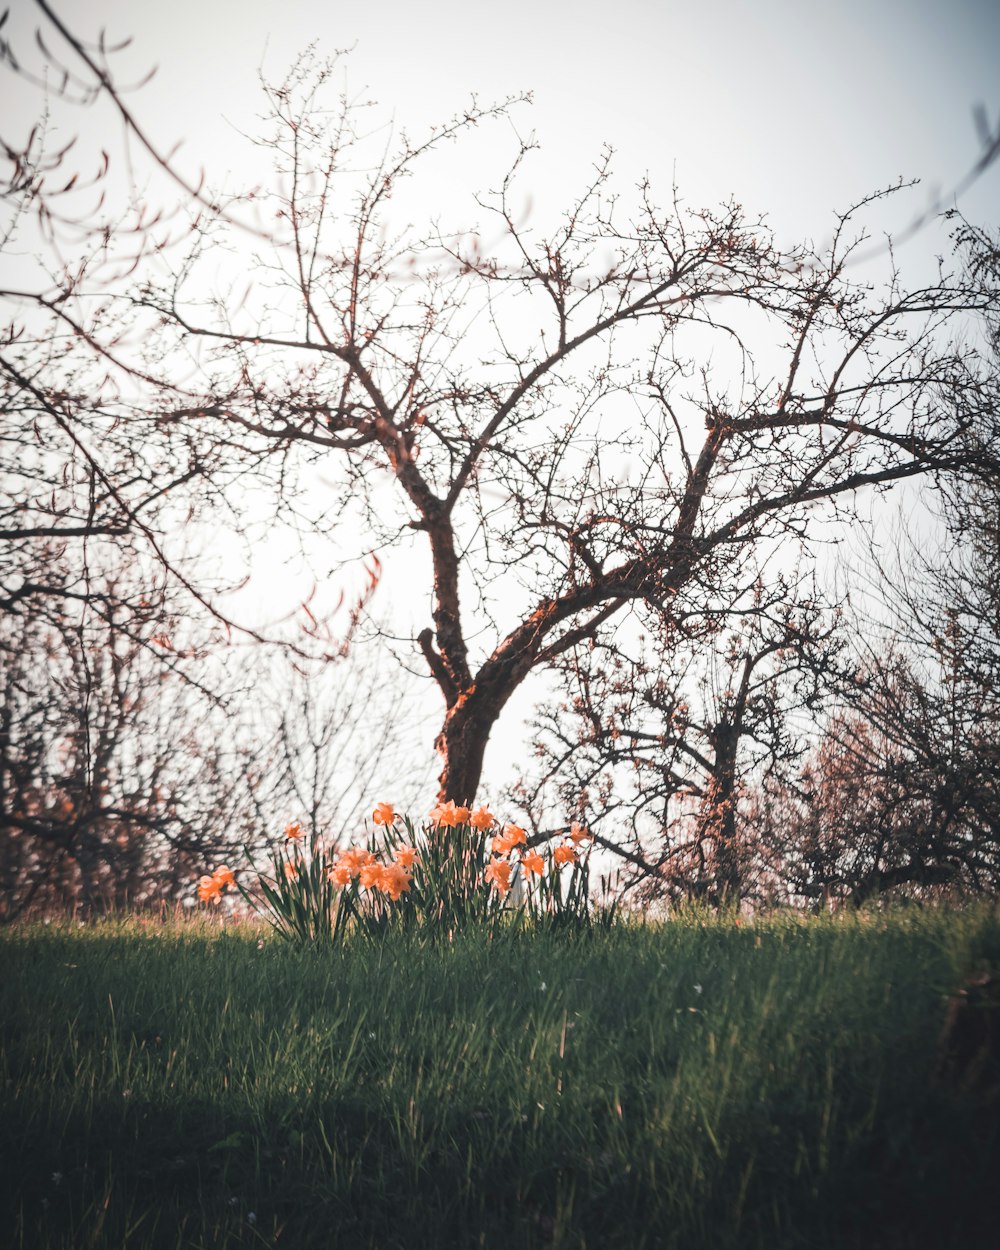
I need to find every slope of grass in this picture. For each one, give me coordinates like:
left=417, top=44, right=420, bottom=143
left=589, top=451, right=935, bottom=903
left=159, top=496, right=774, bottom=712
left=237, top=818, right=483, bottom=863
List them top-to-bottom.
left=2, top=907, right=998, bottom=1249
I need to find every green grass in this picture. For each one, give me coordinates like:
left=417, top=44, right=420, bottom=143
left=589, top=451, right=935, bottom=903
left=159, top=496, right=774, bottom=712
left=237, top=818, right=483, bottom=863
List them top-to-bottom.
left=2, top=907, right=999, bottom=1249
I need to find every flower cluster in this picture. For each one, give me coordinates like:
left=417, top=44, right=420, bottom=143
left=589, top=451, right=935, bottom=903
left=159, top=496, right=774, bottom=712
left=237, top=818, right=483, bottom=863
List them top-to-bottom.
left=428, top=800, right=495, bottom=830
left=194, top=802, right=596, bottom=939
left=482, top=818, right=591, bottom=897
left=326, top=841, right=417, bottom=901
left=196, top=864, right=236, bottom=904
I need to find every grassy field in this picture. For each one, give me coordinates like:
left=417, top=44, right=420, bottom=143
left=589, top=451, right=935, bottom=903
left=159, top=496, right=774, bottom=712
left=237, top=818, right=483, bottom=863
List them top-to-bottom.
left=2, top=907, right=999, bottom=1249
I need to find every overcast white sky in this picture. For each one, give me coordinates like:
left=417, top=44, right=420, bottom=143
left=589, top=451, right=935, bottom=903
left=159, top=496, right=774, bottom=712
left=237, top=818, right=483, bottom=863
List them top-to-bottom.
left=3, top=0, right=999, bottom=805
left=8, top=0, right=997, bottom=243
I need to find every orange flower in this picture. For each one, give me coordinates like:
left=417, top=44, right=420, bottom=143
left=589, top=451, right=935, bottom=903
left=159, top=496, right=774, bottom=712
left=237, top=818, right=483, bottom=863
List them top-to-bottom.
left=429, top=800, right=471, bottom=827
left=372, top=802, right=396, bottom=826
left=469, top=805, right=495, bottom=830
left=568, top=821, right=591, bottom=846
left=284, top=822, right=304, bottom=842
left=503, top=824, right=528, bottom=849
left=492, top=832, right=513, bottom=856
left=553, top=844, right=577, bottom=866
left=393, top=845, right=418, bottom=868
left=340, top=847, right=373, bottom=875
left=521, top=849, right=545, bottom=877
left=484, top=857, right=512, bottom=896
left=283, top=861, right=299, bottom=880
left=359, top=861, right=384, bottom=890
left=380, top=861, right=412, bottom=900
left=328, top=862, right=352, bottom=888
left=212, top=865, right=236, bottom=889
left=197, top=874, right=222, bottom=904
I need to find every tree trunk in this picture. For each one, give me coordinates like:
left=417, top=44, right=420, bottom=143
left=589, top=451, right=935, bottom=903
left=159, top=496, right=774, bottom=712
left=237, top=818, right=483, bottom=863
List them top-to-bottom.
left=429, top=601, right=560, bottom=805
left=434, top=693, right=495, bottom=805
left=708, top=723, right=741, bottom=906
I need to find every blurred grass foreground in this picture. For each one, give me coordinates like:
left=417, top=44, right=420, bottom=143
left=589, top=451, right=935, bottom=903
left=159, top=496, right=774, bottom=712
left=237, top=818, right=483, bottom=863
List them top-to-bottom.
left=2, top=907, right=999, bottom=1249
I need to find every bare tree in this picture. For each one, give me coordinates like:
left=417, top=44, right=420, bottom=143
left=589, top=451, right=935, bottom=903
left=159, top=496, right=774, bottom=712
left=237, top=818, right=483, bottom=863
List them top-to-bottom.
left=5, top=13, right=1000, bottom=844
left=0, top=18, right=376, bottom=659
left=0, top=43, right=426, bottom=922
left=145, top=78, right=999, bottom=811
left=0, top=80, right=210, bottom=628
left=830, top=224, right=999, bottom=903
left=750, top=225, right=1000, bottom=907
left=793, top=511, right=1000, bottom=903
left=0, top=554, right=425, bottom=920
left=0, top=562, right=245, bottom=918
left=518, top=566, right=847, bottom=904
left=751, top=685, right=998, bottom=908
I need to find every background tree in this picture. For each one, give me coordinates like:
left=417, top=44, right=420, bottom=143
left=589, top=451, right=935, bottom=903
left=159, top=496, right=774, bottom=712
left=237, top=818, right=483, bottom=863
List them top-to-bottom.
left=4, top=10, right=1000, bottom=898
left=0, top=44, right=414, bottom=916
left=129, top=61, right=999, bottom=815
left=0, top=84, right=219, bottom=631
left=748, top=224, right=1000, bottom=907
left=791, top=495, right=1000, bottom=904
left=0, top=566, right=235, bottom=918
left=518, top=567, right=847, bottom=905
left=0, top=572, right=428, bottom=920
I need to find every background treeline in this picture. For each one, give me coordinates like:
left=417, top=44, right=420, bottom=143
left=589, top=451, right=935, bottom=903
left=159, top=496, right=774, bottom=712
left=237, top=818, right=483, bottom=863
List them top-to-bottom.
left=2, top=13, right=1000, bottom=919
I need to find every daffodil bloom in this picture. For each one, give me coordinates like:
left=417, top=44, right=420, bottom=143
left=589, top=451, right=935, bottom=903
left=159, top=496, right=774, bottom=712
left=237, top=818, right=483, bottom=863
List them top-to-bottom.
left=429, top=800, right=471, bottom=827
left=372, top=802, right=395, bottom=826
left=469, top=805, right=495, bottom=830
left=568, top=821, right=591, bottom=845
left=284, top=822, right=304, bottom=842
left=503, top=823, right=528, bottom=848
left=492, top=832, right=513, bottom=856
left=553, top=843, right=577, bottom=866
left=393, top=845, right=418, bottom=868
left=340, top=847, right=372, bottom=875
left=521, top=849, right=545, bottom=877
left=484, top=857, right=512, bottom=896
left=283, top=861, right=299, bottom=880
left=359, top=861, right=384, bottom=890
left=380, top=861, right=412, bottom=900
left=328, top=862, right=352, bottom=887
left=212, top=865, right=236, bottom=889
left=197, top=874, right=223, bottom=904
